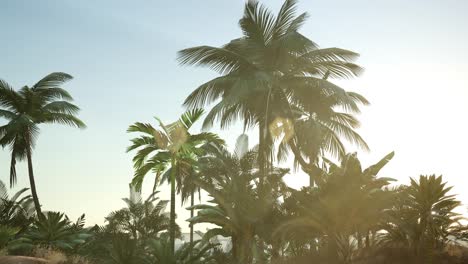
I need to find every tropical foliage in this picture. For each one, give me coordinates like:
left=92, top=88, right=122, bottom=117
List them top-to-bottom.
left=0, top=0, right=467, bottom=264
left=178, top=0, right=369, bottom=187
left=0, top=72, right=85, bottom=215
left=127, top=108, right=224, bottom=254
left=188, top=135, right=288, bottom=263
left=379, top=175, right=465, bottom=261
left=0, top=180, right=34, bottom=230
left=105, top=186, right=173, bottom=240
left=15, top=211, right=92, bottom=252
left=147, top=236, right=219, bottom=264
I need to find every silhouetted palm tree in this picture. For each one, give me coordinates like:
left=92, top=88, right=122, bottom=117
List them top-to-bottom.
left=178, top=0, right=366, bottom=187
left=0, top=73, right=85, bottom=215
left=275, top=92, right=369, bottom=186
left=127, top=109, right=223, bottom=254
left=189, top=135, right=288, bottom=263
left=277, top=152, right=395, bottom=262
left=382, top=175, right=462, bottom=258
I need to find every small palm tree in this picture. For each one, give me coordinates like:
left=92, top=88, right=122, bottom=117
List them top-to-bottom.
left=0, top=73, right=85, bottom=215
left=127, top=108, right=224, bottom=254
left=276, top=152, right=395, bottom=262
left=383, top=175, right=462, bottom=258
left=0, top=180, right=34, bottom=230
left=105, top=185, right=172, bottom=240
left=15, top=211, right=92, bottom=252
left=0, top=225, right=20, bottom=250
left=107, top=233, right=147, bottom=264
left=147, top=236, right=218, bottom=264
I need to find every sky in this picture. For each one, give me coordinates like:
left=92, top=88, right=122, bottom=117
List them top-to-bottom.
left=1, top=0, right=468, bottom=229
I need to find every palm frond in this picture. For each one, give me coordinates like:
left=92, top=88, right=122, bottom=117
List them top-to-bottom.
left=240, top=0, right=276, bottom=45
left=272, top=0, right=299, bottom=39
left=286, top=12, right=309, bottom=33
left=178, top=46, right=255, bottom=74
left=32, top=72, right=73, bottom=90
left=183, top=76, right=235, bottom=109
left=0, top=81, right=23, bottom=111
left=36, top=87, right=73, bottom=101
left=42, top=101, right=80, bottom=115
left=178, top=108, right=204, bottom=130
left=0, top=109, right=16, bottom=120
left=330, top=112, right=361, bottom=129
left=42, top=113, right=86, bottom=128
left=323, top=119, right=370, bottom=152
left=127, top=122, right=157, bottom=136
left=126, top=136, right=156, bottom=152
left=363, top=151, right=395, bottom=177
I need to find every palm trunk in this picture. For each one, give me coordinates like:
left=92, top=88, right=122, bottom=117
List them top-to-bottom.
left=259, top=87, right=273, bottom=189
left=260, top=89, right=273, bottom=264
left=258, top=122, right=266, bottom=187
left=257, top=127, right=269, bottom=264
left=25, top=140, right=42, bottom=217
left=170, top=159, right=176, bottom=255
left=189, top=190, right=195, bottom=256
left=357, top=231, right=362, bottom=250
left=365, top=231, right=370, bottom=248
left=239, top=232, right=253, bottom=264
left=327, top=232, right=339, bottom=262
left=232, top=236, right=238, bottom=261
left=258, top=238, right=266, bottom=264
left=271, top=241, right=281, bottom=263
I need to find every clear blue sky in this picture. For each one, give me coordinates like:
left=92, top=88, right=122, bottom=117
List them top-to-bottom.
left=1, top=0, right=468, bottom=227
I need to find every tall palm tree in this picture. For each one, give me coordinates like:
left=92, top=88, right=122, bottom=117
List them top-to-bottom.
left=178, top=0, right=367, bottom=186
left=0, top=73, right=86, bottom=215
left=127, top=109, right=224, bottom=254
left=163, top=163, right=201, bottom=250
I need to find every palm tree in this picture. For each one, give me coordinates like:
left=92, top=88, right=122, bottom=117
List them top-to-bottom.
left=178, top=0, right=367, bottom=187
left=0, top=73, right=85, bottom=215
left=275, top=92, right=369, bottom=186
left=127, top=108, right=224, bottom=254
left=188, top=135, right=288, bottom=263
left=276, top=152, right=395, bottom=262
left=163, top=163, right=202, bottom=249
left=382, top=175, right=462, bottom=258
left=0, top=180, right=34, bottom=230
left=0, top=180, right=35, bottom=251
left=105, top=185, right=172, bottom=240
left=16, top=211, right=92, bottom=252
left=107, top=233, right=147, bottom=264
left=147, top=236, right=219, bottom=264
